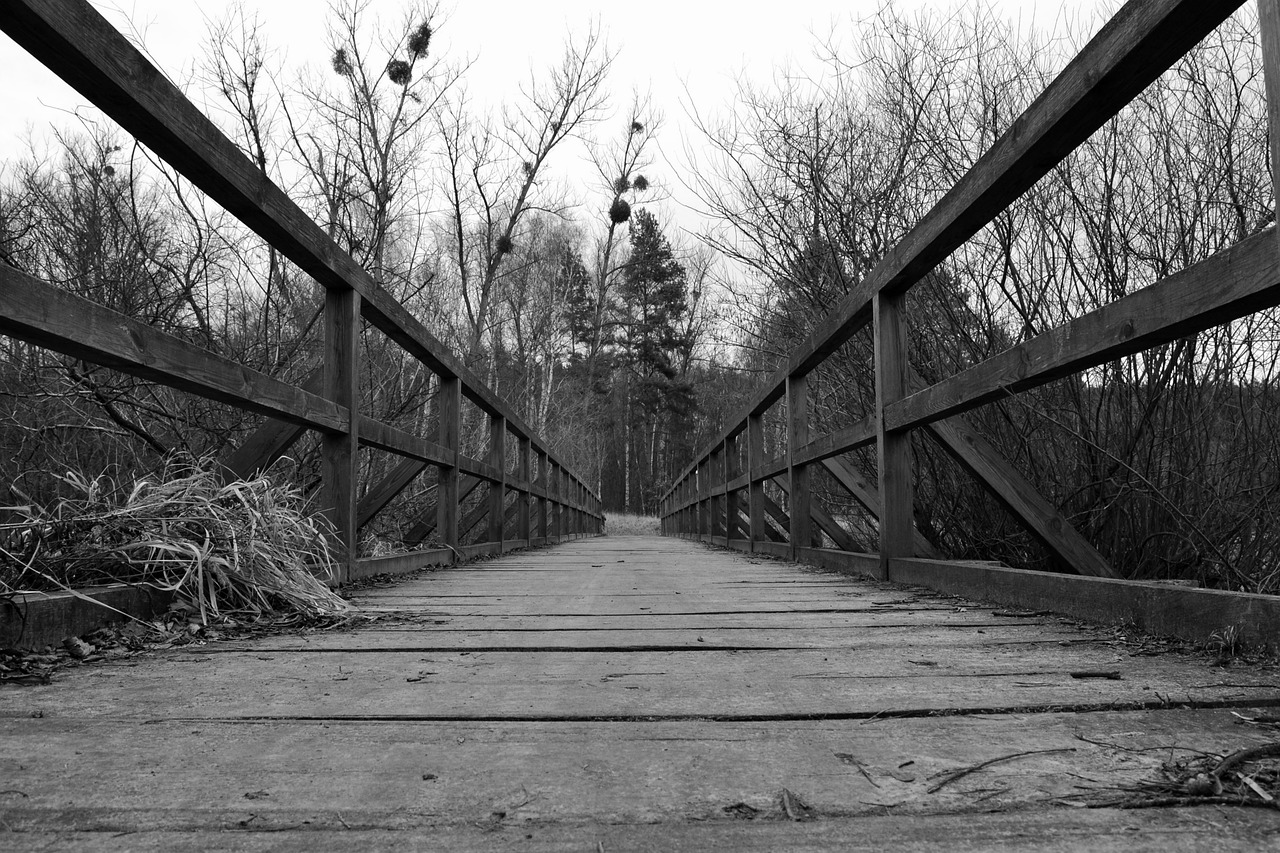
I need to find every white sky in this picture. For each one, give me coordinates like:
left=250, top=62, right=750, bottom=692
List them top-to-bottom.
left=0, top=0, right=1107, bottom=235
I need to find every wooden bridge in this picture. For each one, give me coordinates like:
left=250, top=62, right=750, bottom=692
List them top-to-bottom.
left=3, top=0, right=1280, bottom=848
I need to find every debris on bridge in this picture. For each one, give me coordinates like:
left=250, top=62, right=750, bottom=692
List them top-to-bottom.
left=0, top=456, right=350, bottom=624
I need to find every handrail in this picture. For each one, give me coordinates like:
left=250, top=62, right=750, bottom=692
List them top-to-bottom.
left=0, top=0, right=603, bottom=582
left=661, top=0, right=1265, bottom=584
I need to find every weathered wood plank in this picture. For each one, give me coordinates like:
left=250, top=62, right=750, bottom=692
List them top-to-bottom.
left=890, top=230, right=1280, bottom=431
left=0, top=262, right=344, bottom=432
left=924, top=415, right=1117, bottom=577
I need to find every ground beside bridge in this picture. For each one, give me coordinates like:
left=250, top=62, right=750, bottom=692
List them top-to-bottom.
left=2, top=535, right=1279, bottom=850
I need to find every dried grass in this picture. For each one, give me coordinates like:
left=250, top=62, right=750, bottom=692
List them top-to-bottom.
left=0, top=456, right=350, bottom=621
left=605, top=513, right=660, bottom=536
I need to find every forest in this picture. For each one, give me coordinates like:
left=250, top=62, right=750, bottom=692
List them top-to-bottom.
left=1, top=1, right=1278, bottom=593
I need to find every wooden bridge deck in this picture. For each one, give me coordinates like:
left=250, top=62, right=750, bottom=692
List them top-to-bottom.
left=3, top=535, right=1280, bottom=850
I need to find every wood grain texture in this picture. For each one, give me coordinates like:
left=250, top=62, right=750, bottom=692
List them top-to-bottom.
left=890, top=229, right=1280, bottom=431
left=0, top=263, right=344, bottom=432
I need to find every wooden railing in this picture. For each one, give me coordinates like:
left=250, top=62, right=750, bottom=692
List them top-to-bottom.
left=661, top=0, right=1279, bottom=600
left=0, top=1, right=602, bottom=584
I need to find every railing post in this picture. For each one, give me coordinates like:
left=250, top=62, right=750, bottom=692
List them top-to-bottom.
left=321, top=287, right=359, bottom=584
left=875, top=292, right=913, bottom=578
left=787, top=374, right=811, bottom=559
left=436, top=376, right=461, bottom=563
left=748, top=413, right=765, bottom=552
left=488, top=415, right=506, bottom=551
left=725, top=433, right=739, bottom=545
left=518, top=436, right=531, bottom=545
left=537, top=450, right=549, bottom=543
left=698, top=457, right=710, bottom=540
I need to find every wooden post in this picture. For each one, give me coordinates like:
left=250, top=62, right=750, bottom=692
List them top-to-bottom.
left=320, top=288, right=359, bottom=584
left=875, top=292, right=913, bottom=577
left=786, top=374, right=811, bottom=559
left=436, top=376, right=461, bottom=562
left=748, top=413, right=765, bottom=552
left=488, top=415, right=505, bottom=550
left=724, top=433, right=739, bottom=543
left=518, top=436, right=531, bottom=544
left=536, top=449, right=548, bottom=544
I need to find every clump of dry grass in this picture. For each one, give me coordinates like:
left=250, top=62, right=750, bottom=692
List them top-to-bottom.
left=0, top=457, right=350, bottom=622
left=605, top=513, right=661, bottom=536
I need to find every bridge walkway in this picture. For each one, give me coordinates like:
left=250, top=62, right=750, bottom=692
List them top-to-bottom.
left=2, top=535, right=1279, bottom=850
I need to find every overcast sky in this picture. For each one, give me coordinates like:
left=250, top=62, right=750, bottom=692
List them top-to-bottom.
left=0, top=0, right=1110, bottom=233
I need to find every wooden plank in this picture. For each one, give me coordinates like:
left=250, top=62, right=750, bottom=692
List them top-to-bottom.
left=890, top=230, right=1280, bottom=431
left=0, top=263, right=345, bottom=433
left=320, top=288, right=359, bottom=582
left=220, top=368, right=321, bottom=480
left=924, top=415, right=1117, bottom=578
left=791, top=416, right=875, bottom=467
left=358, top=418, right=451, bottom=466
left=822, top=457, right=940, bottom=559
left=356, top=459, right=429, bottom=529
left=770, top=472, right=858, bottom=552
left=403, top=475, right=479, bottom=546
left=350, top=549, right=451, bottom=580
left=890, top=556, right=1280, bottom=649
left=0, top=584, right=173, bottom=650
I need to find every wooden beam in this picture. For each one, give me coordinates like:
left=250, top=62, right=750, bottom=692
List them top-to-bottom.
left=890, top=229, right=1280, bottom=432
left=0, top=263, right=343, bottom=433
left=320, top=288, right=359, bottom=582
left=875, top=292, right=914, bottom=571
left=221, top=369, right=321, bottom=480
left=435, top=377, right=461, bottom=560
left=747, top=414, right=766, bottom=552
left=924, top=415, right=1117, bottom=578
left=487, top=416, right=506, bottom=551
left=792, top=416, right=876, bottom=467
left=517, top=436, right=531, bottom=542
left=821, top=457, right=939, bottom=559
left=357, top=459, right=429, bottom=529
left=770, top=474, right=858, bottom=552
left=403, top=476, right=480, bottom=547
